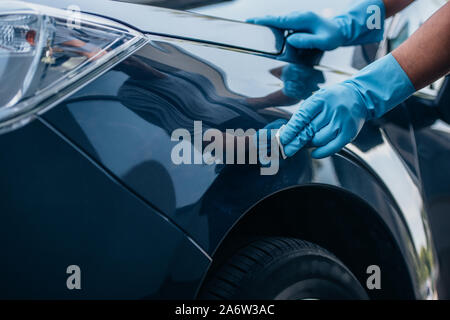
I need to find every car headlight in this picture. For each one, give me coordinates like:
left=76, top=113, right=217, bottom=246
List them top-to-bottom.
left=0, top=0, right=147, bottom=133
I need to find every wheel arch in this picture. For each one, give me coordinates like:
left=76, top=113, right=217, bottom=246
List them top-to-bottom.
left=199, top=184, right=417, bottom=300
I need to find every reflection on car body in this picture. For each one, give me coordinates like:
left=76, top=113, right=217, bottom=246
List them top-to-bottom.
left=0, top=0, right=448, bottom=300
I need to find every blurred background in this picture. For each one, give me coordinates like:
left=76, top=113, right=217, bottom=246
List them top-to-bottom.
left=116, top=0, right=353, bottom=18
left=116, top=0, right=444, bottom=22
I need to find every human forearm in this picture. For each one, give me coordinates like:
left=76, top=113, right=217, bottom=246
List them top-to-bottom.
left=392, top=2, right=450, bottom=90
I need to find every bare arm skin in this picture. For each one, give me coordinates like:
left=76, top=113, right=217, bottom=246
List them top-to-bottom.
left=383, top=0, right=415, bottom=18
left=392, top=2, right=450, bottom=90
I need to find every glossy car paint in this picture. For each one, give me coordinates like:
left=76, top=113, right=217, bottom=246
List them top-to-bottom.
left=0, top=0, right=446, bottom=299
left=26, top=0, right=284, bottom=55
left=197, top=0, right=449, bottom=300
left=0, top=119, right=209, bottom=299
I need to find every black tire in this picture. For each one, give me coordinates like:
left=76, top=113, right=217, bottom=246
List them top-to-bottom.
left=199, top=237, right=368, bottom=300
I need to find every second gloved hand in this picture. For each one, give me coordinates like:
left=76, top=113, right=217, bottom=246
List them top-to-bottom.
left=247, top=0, right=385, bottom=51
left=248, top=11, right=346, bottom=51
left=279, top=54, right=416, bottom=158
left=279, top=82, right=368, bottom=159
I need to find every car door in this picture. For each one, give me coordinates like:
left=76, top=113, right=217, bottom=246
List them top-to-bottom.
left=381, top=0, right=450, bottom=299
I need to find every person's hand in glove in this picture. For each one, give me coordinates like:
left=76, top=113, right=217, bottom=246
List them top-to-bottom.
left=247, top=0, right=386, bottom=51
left=248, top=1, right=449, bottom=160
left=278, top=53, right=416, bottom=158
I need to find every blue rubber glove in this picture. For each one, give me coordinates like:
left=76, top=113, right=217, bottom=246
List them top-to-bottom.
left=247, top=0, right=385, bottom=51
left=279, top=53, right=416, bottom=159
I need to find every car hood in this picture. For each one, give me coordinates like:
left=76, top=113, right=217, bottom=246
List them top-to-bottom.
left=24, top=0, right=284, bottom=55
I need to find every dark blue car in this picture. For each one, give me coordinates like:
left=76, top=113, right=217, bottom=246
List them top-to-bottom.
left=0, top=0, right=449, bottom=299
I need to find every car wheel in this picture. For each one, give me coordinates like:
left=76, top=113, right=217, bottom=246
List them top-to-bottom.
left=199, top=237, right=368, bottom=300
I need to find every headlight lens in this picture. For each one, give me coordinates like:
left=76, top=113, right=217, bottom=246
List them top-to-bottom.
left=0, top=0, right=147, bottom=133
